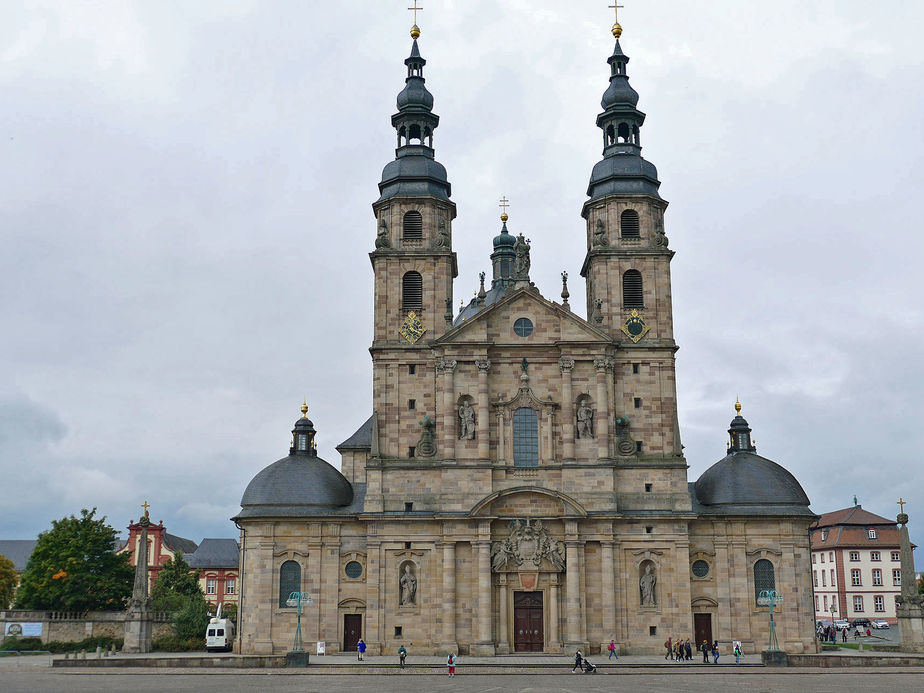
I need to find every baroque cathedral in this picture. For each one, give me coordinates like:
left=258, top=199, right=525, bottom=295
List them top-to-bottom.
left=233, top=16, right=817, bottom=656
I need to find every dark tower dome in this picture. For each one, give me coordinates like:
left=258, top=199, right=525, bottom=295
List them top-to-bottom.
left=693, top=402, right=812, bottom=515
left=236, top=405, right=353, bottom=519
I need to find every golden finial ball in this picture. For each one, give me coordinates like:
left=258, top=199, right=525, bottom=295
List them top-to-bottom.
left=612, top=22, right=622, bottom=39
left=410, top=24, right=420, bottom=39
left=501, top=213, right=508, bottom=222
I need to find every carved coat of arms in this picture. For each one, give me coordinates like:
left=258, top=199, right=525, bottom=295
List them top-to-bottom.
left=491, top=518, right=566, bottom=573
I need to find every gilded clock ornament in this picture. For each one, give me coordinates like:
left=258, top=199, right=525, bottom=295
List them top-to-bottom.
left=621, top=309, right=650, bottom=343
left=399, top=311, right=427, bottom=343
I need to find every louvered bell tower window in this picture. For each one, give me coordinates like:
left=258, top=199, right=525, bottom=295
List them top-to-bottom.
left=620, top=209, right=640, bottom=238
left=402, top=211, right=423, bottom=238
left=622, top=269, right=644, bottom=308
left=402, top=271, right=423, bottom=311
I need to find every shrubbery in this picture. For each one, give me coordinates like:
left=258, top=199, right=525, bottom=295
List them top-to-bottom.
left=0, top=635, right=123, bottom=653
left=152, top=635, right=205, bottom=652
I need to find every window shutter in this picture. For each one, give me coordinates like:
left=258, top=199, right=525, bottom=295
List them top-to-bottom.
left=403, top=211, right=423, bottom=238
left=623, top=270, right=644, bottom=308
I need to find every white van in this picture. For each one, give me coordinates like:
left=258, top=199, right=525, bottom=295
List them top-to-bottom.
left=205, top=603, right=235, bottom=652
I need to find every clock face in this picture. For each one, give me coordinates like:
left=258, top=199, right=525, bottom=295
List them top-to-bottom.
left=621, top=309, right=650, bottom=343
left=399, top=311, right=427, bottom=343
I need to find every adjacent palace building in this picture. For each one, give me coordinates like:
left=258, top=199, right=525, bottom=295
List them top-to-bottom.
left=233, top=15, right=818, bottom=656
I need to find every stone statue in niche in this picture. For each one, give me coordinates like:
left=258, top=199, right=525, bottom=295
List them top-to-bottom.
left=375, top=215, right=391, bottom=248
left=434, top=217, right=450, bottom=248
left=593, top=218, right=609, bottom=247
left=513, top=233, right=531, bottom=280
left=592, top=298, right=604, bottom=325
left=576, top=398, right=594, bottom=439
left=458, top=400, right=475, bottom=440
left=416, top=415, right=436, bottom=457
left=491, top=518, right=566, bottom=573
left=399, top=562, right=418, bottom=606
left=640, top=562, right=657, bottom=606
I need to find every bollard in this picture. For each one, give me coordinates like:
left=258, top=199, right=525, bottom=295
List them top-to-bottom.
left=79, top=650, right=86, bottom=660
left=63, top=652, right=70, bottom=660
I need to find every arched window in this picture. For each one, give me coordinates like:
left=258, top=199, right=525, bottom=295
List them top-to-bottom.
left=606, top=124, right=616, bottom=146
left=620, top=209, right=640, bottom=238
left=402, top=211, right=423, bottom=238
left=622, top=269, right=643, bottom=308
left=402, top=271, right=423, bottom=311
left=513, top=407, right=539, bottom=467
left=754, top=558, right=775, bottom=605
left=279, top=560, right=301, bottom=608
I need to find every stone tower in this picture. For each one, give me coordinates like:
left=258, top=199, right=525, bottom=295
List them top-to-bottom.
left=580, top=26, right=681, bottom=460
left=369, top=28, right=457, bottom=461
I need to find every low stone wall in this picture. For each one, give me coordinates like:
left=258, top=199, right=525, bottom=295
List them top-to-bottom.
left=0, top=609, right=173, bottom=644
left=763, top=651, right=924, bottom=667
left=55, top=655, right=286, bottom=668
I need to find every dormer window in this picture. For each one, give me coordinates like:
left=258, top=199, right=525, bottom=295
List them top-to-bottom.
left=868, top=528, right=877, bottom=539
left=821, top=530, right=828, bottom=541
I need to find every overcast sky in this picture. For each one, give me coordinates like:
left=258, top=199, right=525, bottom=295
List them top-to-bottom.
left=2, top=1, right=923, bottom=566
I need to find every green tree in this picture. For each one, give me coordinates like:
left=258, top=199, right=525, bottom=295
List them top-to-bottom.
left=13, top=508, right=133, bottom=611
left=150, top=552, right=210, bottom=644
left=150, top=552, right=201, bottom=612
left=0, top=554, right=17, bottom=608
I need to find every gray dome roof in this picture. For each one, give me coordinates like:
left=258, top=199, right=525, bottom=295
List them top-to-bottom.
left=601, top=77, right=639, bottom=109
left=397, top=78, right=434, bottom=110
left=586, top=145, right=662, bottom=201
left=377, top=146, right=451, bottom=203
left=694, top=451, right=810, bottom=508
left=241, top=454, right=353, bottom=511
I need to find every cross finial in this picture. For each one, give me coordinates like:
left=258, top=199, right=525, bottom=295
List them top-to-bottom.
left=408, top=1, right=423, bottom=38
left=609, top=2, right=624, bottom=38
left=499, top=195, right=510, bottom=222
left=898, top=497, right=906, bottom=513
left=141, top=501, right=150, bottom=518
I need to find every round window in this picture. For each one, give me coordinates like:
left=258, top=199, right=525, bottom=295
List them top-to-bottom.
left=514, top=317, right=534, bottom=337
left=691, top=560, right=710, bottom=578
left=344, top=561, right=363, bottom=579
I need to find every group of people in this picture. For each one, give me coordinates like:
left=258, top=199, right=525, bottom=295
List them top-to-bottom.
left=817, top=624, right=847, bottom=643
left=665, top=637, right=737, bottom=664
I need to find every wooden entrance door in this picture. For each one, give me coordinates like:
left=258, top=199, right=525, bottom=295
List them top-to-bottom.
left=513, top=591, right=544, bottom=652
left=694, top=613, right=713, bottom=649
left=343, top=614, right=362, bottom=653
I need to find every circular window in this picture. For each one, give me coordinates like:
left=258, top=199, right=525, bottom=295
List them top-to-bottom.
left=513, top=317, right=534, bottom=337
left=691, top=560, right=710, bottom=578
left=344, top=561, right=363, bottom=579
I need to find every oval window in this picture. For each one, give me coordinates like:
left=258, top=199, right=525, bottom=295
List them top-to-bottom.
left=514, top=317, right=534, bottom=337
left=691, top=560, right=710, bottom=578
left=345, top=561, right=363, bottom=579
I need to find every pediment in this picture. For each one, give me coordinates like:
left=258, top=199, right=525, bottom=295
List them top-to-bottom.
left=436, top=288, right=612, bottom=345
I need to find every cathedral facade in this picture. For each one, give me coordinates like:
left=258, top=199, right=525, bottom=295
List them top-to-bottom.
left=233, top=20, right=817, bottom=656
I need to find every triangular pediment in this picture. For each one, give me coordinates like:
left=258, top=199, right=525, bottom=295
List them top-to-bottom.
left=436, top=287, right=612, bottom=345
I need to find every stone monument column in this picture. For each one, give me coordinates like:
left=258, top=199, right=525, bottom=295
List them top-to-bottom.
left=593, top=358, right=610, bottom=459
left=441, top=359, right=457, bottom=459
left=475, top=359, right=491, bottom=459
left=559, top=359, right=575, bottom=460
left=123, top=506, right=153, bottom=654
left=896, top=507, right=924, bottom=651
left=473, top=523, right=495, bottom=655
left=440, top=540, right=458, bottom=652
left=565, top=540, right=582, bottom=647
left=600, top=540, right=616, bottom=649
left=497, top=574, right=509, bottom=654
left=549, top=576, right=560, bottom=650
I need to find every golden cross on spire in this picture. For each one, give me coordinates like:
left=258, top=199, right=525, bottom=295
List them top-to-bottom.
left=408, top=0, right=423, bottom=38
left=609, top=1, right=624, bottom=38
left=499, top=195, right=510, bottom=222
left=898, top=497, right=907, bottom=513
left=141, top=501, right=150, bottom=518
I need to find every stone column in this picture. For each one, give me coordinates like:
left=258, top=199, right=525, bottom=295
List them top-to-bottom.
left=594, top=358, right=610, bottom=459
left=475, top=359, right=491, bottom=459
left=559, top=359, right=575, bottom=460
left=441, top=360, right=457, bottom=459
left=497, top=410, right=506, bottom=463
left=123, top=515, right=153, bottom=654
left=473, top=523, right=495, bottom=655
left=365, top=540, right=382, bottom=654
left=441, top=540, right=458, bottom=652
left=601, top=541, right=616, bottom=649
left=565, top=542, right=582, bottom=647
left=497, top=574, right=509, bottom=654
left=549, top=577, right=560, bottom=650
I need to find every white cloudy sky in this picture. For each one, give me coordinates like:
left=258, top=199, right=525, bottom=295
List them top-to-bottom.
left=2, top=1, right=923, bottom=563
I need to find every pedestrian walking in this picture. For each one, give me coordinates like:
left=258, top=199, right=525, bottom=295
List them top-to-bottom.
left=842, top=628, right=847, bottom=642
left=665, top=637, right=673, bottom=660
left=357, top=638, right=366, bottom=661
left=685, top=639, right=693, bottom=661
left=607, top=640, right=618, bottom=660
left=701, top=640, right=709, bottom=663
left=712, top=640, right=720, bottom=664
left=733, top=641, right=741, bottom=665
left=398, top=644, right=407, bottom=668
left=572, top=649, right=583, bottom=672
left=447, top=652, right=456, bottom=677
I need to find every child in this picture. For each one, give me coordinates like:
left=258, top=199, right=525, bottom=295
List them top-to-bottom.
left=733, top=640, right=741, bottom=664
left=447, top=652, right=456, bottom=677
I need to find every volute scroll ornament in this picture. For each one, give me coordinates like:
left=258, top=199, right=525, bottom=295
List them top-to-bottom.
left=490, top=518, right=566, bottom=573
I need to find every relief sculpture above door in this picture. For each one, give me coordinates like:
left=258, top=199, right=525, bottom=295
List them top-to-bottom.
left=491, top=519, right=566, bottom=572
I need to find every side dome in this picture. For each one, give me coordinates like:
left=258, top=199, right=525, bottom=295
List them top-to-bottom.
left=694, top=452, right=810, bottom=508
left=240, top=455, right=353, bottom=510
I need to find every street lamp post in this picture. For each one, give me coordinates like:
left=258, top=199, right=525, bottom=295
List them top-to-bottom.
left=757, top=589, right=784, bottom=652
left=285, top=591, right=313, bottom=667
